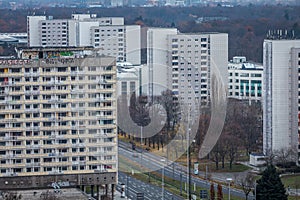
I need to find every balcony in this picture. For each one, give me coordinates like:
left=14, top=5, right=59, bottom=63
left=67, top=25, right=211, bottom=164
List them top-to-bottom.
left=70, top=71, right=85, bottom=76
left=24, top=72, right=40, bottom=77
left=98, top=79, right=108, bottom=84
left=46, top=80, right=65, bottom=86
left=70, top=89, right=85, bottom=94
left=24, top=90, right=40, bottom=95
left=94, top=97, right=112, bottom=103
left=48, top=98, right=63, bottom=103
left=0, top=100, right=9, bottom=105
left=70, top=107, right=85, bottom=111
left=24, top=109, right=40, bottom=113
left=48, top=117, right=57, bottom=122
left=71, top=125, right=86, bottom=130
left=25, top=126, right=40, bottom=131
left=3, top=136, right=17, bottom=141
left=31, top=145, right=41, bottom=149
left=26, top=163, right=41, bottom=167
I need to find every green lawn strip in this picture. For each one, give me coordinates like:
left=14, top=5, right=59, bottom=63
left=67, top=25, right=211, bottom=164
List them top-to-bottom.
left=281, top=174, right=300, bottom=188
left=288, top=196, right=300, bottom=200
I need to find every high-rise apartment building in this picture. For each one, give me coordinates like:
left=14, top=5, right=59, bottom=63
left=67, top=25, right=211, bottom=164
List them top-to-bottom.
left=27, top=14, right=141, bottom=65
left=147, top=28, right=228, bottom=107
left=147, top=28, right=178, bottom=97
left=167, top=33, right=228, bottom=106
left=263, top=39, right=300, bottom=165
left=0, top=47, right=118, bottom=195
left=228, top=56, right=263, bottom=103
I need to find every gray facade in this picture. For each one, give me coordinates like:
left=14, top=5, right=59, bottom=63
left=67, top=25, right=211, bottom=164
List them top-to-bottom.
left=263, top=39, right=300, bottom=165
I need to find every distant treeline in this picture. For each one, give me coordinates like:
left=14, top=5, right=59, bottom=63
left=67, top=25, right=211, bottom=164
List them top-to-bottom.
left=1, top=5, right=300, bottom=62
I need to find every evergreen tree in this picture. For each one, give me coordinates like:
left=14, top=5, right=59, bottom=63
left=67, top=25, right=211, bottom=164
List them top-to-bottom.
left=256, top=164, right=288, bottom=200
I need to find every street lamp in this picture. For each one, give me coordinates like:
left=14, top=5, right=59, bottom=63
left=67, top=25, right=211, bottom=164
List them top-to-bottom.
left=140, top=126, right=143, bottom=167
left=188, top=138, right=196, bottom=200
left=161, top=159, right=165, bottom=200
left=226, top=178, right=233, bottom=200
left=254, top=179, right=257, bottom=200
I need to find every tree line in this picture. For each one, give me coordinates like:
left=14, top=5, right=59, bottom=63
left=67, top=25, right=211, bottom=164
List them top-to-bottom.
left=1, top=5, right=300, bottom=62
left=197, top=99, right=262, bottom=170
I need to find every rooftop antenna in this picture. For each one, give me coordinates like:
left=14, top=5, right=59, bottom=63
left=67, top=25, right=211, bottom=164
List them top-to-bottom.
left=279, top=29, right=282, bottom=38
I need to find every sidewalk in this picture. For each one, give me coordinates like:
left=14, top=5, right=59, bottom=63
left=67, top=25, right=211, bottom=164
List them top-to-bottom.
left=114, top=190, right=125, bottom=200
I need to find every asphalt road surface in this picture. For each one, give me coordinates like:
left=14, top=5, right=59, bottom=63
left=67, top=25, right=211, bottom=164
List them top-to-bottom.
left=117, top=172, right=184, bottom=200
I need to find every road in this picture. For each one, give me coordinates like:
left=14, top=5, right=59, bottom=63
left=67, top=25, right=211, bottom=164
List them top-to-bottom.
left=118, top=141, right=255, bottom=200
left=117, top=172, right=184, bottom=200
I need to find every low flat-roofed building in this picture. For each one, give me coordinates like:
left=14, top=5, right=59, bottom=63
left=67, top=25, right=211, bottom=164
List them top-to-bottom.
left=228, top=56, right=263, bottom=104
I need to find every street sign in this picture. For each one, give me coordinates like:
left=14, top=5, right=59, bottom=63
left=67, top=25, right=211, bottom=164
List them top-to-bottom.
left=194, top=162, right=199, bottom=175
left=200, top=189, right=208, bottom=199
left=136, top=192, right=144, bottom=200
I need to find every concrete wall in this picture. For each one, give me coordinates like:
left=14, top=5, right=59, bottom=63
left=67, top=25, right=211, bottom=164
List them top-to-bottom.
left=27, top=16, right=46, bottom=47
left=78, top=21, right=99, bottom=46
left=125, top=25, right=141, bottom=65
left=147, top=28, right=178, bottom=97
left=263, top=40, right=300, bottom=156
left=0, top=172, right=116, bottom=190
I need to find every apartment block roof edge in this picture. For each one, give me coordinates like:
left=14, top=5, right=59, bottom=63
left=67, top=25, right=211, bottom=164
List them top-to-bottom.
left=266, top=29, right=299, bottom=40
left=177, top=31, right=227, bottom=35
left=16, top=46, right=97, bottom=52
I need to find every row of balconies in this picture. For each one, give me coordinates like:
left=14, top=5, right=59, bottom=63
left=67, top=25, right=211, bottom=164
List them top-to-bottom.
left=0, top=71, right=116, bottom=79
left=1, top=80, right=115, bottom=88
left=0, top=92, right=114, bottom=101
left=0, top=97, right=115, bottom=106
left=1, top=100, right=102, bottom=107
left=0, top=107, right=116, bottom=114
left=2, top=124, right=116, bottom=132
left=0, top=131, right=116, bottom=140
left=0, top=140, right=116, bottom=147
left=0, top=150, right=117, bottom=160
left=0, top=150, right=116, bottom=158
left=0, top=160, right=116, bottom=169
left=0, top=168, right=116, bottom=177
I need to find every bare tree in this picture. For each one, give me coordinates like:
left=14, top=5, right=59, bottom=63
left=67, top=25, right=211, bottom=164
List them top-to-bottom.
left=158, top=89, right=179, bottom=135
left=195, top=108, right=211, bottom=148
left=226, top=136, right=239, bottom=170
left=211, top=142, right=222, bottom=170
left=274, top=147, right=298, bottom=168
left=264, top=149, right=276, bottom=166
left=239, top=172, right=255, bottom=200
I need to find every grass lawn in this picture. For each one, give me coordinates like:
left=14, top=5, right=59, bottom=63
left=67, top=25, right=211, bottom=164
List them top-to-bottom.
left=280, top=174, right=300, bottom=200
left=281, top=174, right=300, bottom=188
left=289, top=196, right=300, bottom=200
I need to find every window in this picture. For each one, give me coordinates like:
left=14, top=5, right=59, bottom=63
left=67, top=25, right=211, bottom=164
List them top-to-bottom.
left=121, top=82, right=127, bottom=95
left=130, top=82, right=135, bottom=94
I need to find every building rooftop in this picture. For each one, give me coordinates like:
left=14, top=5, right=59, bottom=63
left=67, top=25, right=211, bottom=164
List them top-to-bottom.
left=17, top=46, right=96, bottom=52
left=0, top=188, right=90, bottom=200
